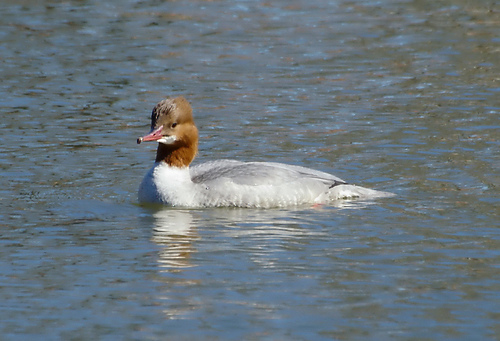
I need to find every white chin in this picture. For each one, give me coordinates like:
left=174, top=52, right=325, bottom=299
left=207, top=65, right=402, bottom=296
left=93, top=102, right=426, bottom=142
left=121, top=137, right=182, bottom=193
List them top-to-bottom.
left=158, top=135, right=177, bottom=144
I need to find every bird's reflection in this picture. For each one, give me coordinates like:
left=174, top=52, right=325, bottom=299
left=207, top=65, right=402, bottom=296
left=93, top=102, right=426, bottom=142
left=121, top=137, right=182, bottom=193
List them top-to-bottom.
left=149, top=199, right=375, bottom=271
left=151, top=208, right=198, bottom=270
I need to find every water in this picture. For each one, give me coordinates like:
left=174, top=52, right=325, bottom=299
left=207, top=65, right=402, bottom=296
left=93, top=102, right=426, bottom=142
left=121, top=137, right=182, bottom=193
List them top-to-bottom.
left=1, top=0, right=499, bottom=339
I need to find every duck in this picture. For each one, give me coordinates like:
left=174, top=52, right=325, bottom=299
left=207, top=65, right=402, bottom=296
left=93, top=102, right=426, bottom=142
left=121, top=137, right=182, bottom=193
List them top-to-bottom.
left=137, top=96, right=394, bottom=208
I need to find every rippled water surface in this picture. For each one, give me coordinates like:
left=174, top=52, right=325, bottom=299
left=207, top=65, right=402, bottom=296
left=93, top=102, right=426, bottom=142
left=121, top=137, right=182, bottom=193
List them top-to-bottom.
left=1, top=0, right=499, bottom=339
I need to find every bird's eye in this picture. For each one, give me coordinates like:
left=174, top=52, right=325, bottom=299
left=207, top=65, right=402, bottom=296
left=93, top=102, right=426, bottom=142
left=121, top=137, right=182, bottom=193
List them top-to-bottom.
left=171, top=122, right=178, bottom=128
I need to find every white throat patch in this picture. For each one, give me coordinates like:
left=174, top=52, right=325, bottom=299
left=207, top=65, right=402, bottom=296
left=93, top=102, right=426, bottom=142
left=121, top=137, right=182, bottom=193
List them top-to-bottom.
left=158, top=135, right=177, bottom=145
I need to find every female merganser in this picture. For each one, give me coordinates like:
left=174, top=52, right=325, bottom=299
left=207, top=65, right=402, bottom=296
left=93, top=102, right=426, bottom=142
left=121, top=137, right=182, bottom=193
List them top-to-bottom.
left=137, top=96, right=394, bottom=207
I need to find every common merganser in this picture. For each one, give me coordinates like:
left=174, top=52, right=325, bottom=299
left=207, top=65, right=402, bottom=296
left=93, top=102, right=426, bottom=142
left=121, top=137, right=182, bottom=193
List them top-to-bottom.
left=137, top=96, right=394, bottom=207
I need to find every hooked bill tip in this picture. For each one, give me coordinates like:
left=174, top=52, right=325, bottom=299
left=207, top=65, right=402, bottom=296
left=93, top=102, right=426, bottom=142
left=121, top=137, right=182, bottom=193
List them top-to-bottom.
left=137, top=137, right=143, bottom=144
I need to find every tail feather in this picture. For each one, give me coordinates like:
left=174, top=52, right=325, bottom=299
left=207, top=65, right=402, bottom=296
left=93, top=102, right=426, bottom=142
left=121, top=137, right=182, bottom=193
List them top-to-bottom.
left=328, top=184, right=395, bottom=200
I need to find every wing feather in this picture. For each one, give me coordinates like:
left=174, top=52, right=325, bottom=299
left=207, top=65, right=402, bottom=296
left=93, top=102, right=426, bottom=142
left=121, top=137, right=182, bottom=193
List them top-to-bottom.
left=190, top=160, right=346, bottom=187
